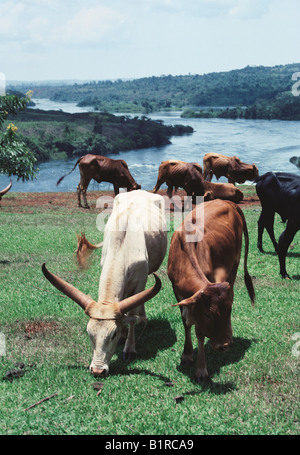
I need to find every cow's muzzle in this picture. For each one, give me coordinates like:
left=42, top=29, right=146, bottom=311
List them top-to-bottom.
left=212, top=341, right=233, bottom=352
left=217, top=342, right=231, bottom=352
left=90, top=366, right=108, bottom=378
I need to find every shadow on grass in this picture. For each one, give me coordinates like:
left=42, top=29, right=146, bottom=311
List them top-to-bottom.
left=259, top=249, right=300, bottom=258
left=108, top=318, right=176, bottom=380
left=117, top=318, right=177, bottom=360
left=177, top=337, right=255, bottom=395
left=112, top=366, right=173, bottom=384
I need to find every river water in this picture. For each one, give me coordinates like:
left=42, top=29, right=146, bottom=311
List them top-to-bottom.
left=1, top=98, right=299, bottom=192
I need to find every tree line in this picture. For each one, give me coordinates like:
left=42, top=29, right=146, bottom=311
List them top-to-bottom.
left=9, top=63, right=300, bottom=116
left=182, top=91, right=300, bottom=121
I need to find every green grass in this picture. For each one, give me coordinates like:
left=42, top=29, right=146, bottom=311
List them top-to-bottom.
left=0, top=194, right=299, bottom=435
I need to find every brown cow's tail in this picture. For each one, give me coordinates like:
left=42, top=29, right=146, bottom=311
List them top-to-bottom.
left=57, top=159, right=80, bottom=186
left=236, top=205, right=255, bottom=306
left=76, top=233, right=103, bottom=269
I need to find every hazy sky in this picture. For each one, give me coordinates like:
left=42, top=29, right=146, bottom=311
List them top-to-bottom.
left=0, top=0, right=299, bottom=82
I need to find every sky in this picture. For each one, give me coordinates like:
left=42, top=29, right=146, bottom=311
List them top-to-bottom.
left=0, top=0, right=299, bottom=82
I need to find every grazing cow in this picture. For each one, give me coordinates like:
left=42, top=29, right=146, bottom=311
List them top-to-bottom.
left=203, top=152, right=259, bottom=184
left=57, top=154, right=141, bottom=208
left=153, top=159, right=208, bottom=203
left=256, top=171, right=300, bottom=279
left=0, top=180, right=12, bottom=204
left=204, top=181, right=244, bottom=203
left=42, top=190, right=167, bottom=377
left=167, top=199, right=255, bottom=382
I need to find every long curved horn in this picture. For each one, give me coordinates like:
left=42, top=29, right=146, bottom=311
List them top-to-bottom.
left=0, top=180, right=12, bottom=198
left=42, top=263, right=95, bottom=310
left=118, top=273, right=161, bottom=314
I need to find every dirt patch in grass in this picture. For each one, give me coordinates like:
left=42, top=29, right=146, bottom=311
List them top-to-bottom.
left=0, top=187, right=260, bottom=214
left=24, top=320, right=60, bottom=336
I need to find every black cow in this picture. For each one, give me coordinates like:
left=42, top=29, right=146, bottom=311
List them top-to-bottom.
left=256, top=171, right=300, bottom=279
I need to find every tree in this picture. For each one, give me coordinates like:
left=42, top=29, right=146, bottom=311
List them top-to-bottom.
left=0, top=92, right=37, bottom=181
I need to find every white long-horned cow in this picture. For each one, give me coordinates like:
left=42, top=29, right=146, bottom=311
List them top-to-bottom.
left=42, top=190, right=167, bottom=377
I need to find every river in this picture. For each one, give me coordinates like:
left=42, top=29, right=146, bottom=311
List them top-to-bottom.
left=1, top=98, right=299, bottom=192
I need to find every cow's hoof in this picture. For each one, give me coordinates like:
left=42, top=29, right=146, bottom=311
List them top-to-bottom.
left=282, top=274, right=291, bottom=280
left=123, top=351, right=137, bottom=362
left=196, top=374, right=210, bottom=384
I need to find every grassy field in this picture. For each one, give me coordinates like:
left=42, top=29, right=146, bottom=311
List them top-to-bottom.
left=0, top=188, right=299, bottom=436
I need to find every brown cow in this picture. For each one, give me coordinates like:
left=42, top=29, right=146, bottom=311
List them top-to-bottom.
left=203, top=152, right=259, bottom=184
left=57, top=154, right=141, bottom=208
left=153, top=160, right=207, bottom=203
left=0, top=180, right=12, bottom=204
left=204, top=181, right=244, bottom=203
left=167, top=199, right=255, bottom=382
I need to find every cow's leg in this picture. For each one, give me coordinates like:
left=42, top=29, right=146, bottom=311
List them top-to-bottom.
left=77, top=176, right=91, bottom=209
left=153, top=178, right=164, bottom=193
left=113, top=183, right=120, bottom=195
left=77, top=184, right=82, bottom=207
left=167, top=184, right=173, bottom=199
left=77, top=185, right=89, bottom=208
left=82, top=189, right=90, bottom=209
left=257, top=210, right=278, bottom=253
left=257, top=211, right=265, bottom=252
left=264, top=213, right=278, bottom=252
left=277, top=222, right=298, bottom=279
left=122, top=303, right=147, bottom=361
left=179, top=307, right=194, bottom=367
left=123, top=320, right=137, bottom=362
left=118, top=325, right=127, bottom=345
left=195, top=326, right=208, bottom=382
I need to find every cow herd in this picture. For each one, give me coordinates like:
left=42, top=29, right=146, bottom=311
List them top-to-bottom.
left=1, top=151, right=299, bottom=382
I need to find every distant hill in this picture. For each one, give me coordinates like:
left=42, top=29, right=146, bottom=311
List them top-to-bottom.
left=7, top=63, right=300, bottom=114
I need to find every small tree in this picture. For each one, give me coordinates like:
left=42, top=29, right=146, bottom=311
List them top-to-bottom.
left=0, top=91, right=37, bottom=181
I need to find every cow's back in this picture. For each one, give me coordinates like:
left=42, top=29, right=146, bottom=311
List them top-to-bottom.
left=203, top=153, right=230, bottom=178
left=78, top=154, right=112, bottom=180
left=256, top=172, right=300, bottom=218
left=101, top=191, right=167, bottom=285
left=168, top=200, right=243, bottom=288
left=200, top=200, right=243, bottom=273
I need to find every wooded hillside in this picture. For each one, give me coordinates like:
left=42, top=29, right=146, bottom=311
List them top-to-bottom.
left=8, top=63, right=300, bottom=115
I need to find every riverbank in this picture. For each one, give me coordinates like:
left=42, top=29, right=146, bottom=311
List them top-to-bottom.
left=0, top=186, right=260, bottom=214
